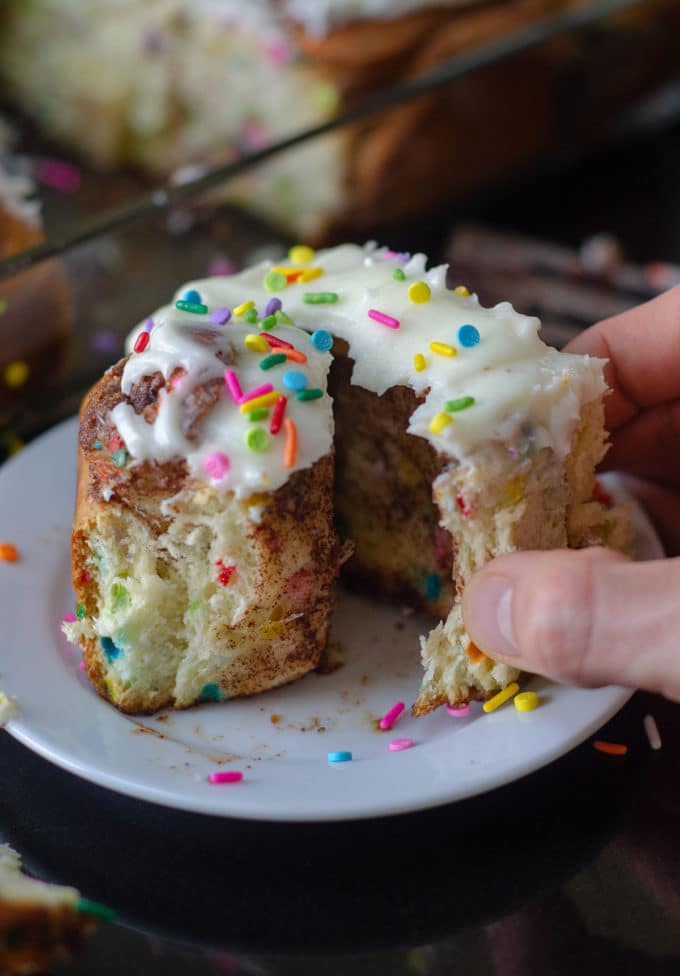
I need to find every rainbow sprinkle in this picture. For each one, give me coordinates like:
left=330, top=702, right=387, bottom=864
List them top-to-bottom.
left=289, top=244, right=315, bottom=264
left=264, top=270, right=287, bottom=292
left=408, top=281, right=431, bottom=303
left=303, top=292, right=338, bottom=305
left=175, top=300, right=207, bottom=315
left=233, top=300, right=254, bottom=318
left=210, top=307, right=232, bottom=325
left=368, top=309, right=400, bottom=330
left=458, top=324, right=480, bottom=347
left=311, top=329, right=333, bottom=351
left=245, top=334, right=269, bottom=353
left=429, top=342, right=456, bottom=357
left=260, top=353, right=287, bottom=370
left=413, top=353, right=426, bottom=372
left=224, top=370, right=243, bottom=403
left=240, top=383, right=274, bottom=404
left=297, top=388, right=323, bottom=401
left=270, top=395, right=287, bottom=434
left=446, top=396, right=475, bottom=412
left=429, top=413, right=452, bottom=434
left=283, top=417, right=297, bottom=468
left=209, top=770, right=243, bottom=784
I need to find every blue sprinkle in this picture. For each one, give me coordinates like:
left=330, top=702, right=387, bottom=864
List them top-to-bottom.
left=182, top=288, right=202, bottom=303
left=264, top=297, right=282, bottom=317
left=458, top=324, right=480, bottom=347
left=311, top=329, right=333, bottom=352
left=283, top=370, right=308, bottom=392
left=93, top=440, right=103, bottom=450
left=425, top=572, right=442, bottom=601
left=100, top=636, right=122, bottom=661
left=201, top=683, right=222, bottom=702
left=328, top=751, right=352, bottom=763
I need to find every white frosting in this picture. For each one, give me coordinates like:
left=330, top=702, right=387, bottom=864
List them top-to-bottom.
left=119, top=243, right=606, bottom=497
left=114, top=316, right=333, bottom=499
left=0, top=844, right=79, bottom=908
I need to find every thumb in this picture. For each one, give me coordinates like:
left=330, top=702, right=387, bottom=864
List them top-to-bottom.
left=462, top=547, right=680, bottom=701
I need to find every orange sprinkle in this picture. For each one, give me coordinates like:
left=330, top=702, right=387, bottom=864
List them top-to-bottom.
left=285, top=271, right=303, bottom=283
left=283, top=348, right=308, bottom=364
left=283, top=417, right=297, bottom=469
left=0, top=542, right=19, bottom=562
left=465, top=640, right=486, bottom=664
left=593, top=740, right=628, bottom=756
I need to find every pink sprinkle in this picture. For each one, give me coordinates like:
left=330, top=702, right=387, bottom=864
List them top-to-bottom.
left=264, top=38, right=293, bottom=65
left=35, top=159, right=81, bottom=193
left=209, top=256, right=236, bottom=277
left=368, top=309, right=400, bottom=330
left=260, top=332, right=293, bottom=350
left=224, top=370, right=243, bottom=403
left=240, top=382, right=273, bottom=404
left=203, top=452, right=230, bottom=480
left=63, top=612, right=77, bottom=623
left=79, top=660, right=86, bottom=671
left=379, top=701, right=405, bottom=730
left=446, top=704, right=471, bottom=717
left=389, top=738, right=414, bottom=752
left=208, top=770, right=243, bottom=785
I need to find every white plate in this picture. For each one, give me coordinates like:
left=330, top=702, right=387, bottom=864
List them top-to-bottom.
left=0, top=419, right=662, bottom=821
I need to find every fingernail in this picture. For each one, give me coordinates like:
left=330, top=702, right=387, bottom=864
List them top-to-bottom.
left=465, top=575, right=518, bottom=657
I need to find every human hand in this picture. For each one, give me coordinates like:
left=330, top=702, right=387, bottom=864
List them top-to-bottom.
left=463, top=286, right=680, bottom=700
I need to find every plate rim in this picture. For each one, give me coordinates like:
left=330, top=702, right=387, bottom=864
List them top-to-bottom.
left=0, top=417, right=650, bottom=821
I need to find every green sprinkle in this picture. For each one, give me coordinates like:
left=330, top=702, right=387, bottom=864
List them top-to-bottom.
left=312, top=80, right=339, bottom=112
left=392, top=268, right=406, bottom=281
left=264, top=270, right=287, bottom=292
left=303, top=292, right=338, bottom=305
left=0, top=298, right=7, bottom=316
left=175, top=300, right=208, bottom=315
left=245, top=307, right=259, bottom=323
left=275, top=310, right=294, bottom=325
left=259, top=315, right=277, bottom=330
left=260, top=353, right=287, bottom=371
left=297, top=388, right=323, bottom=401
left=445, top=396, right=475, bottom=412
left=247, top=408, right=269, bottom=421
left=245, top=427, right=270, bottom=452
left=112, top=448, right=128, bottom=467
left=111, top=583, right=129, bottom=612
left=189, top=600, right=202, bottom=614
left=76, top=603, right=86, bottom=620
left=201, top=683, right=221, bottom=701
left=76, top=899, right=117, bottom=923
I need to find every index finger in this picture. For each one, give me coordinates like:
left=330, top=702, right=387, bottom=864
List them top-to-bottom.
left=565, top=285, right=680, bottom=431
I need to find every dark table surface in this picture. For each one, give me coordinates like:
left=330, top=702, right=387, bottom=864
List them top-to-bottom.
left=3, top=101, right=680, bottom=975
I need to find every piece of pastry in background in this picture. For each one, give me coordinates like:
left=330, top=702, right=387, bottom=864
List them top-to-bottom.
left=4, top=0, right=680, bottom=240
left=0, top=158, right=71, bottom=412
left=63, top=243, right=630, bottom=716
left=0, top=844, right=100, bottom=975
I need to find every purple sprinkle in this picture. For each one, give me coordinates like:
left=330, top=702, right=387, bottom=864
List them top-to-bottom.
left=142, top=27, right=165, bottom=54
left=209, top=256, right=236, bottom=277
left=264, top=297, right=282, bottom=317
left=210, top=307, right=232, bottom=325
left=144, top=316, right=154, bottom=333
left=91, top=330, right=119, bottom=355
left=63, top=612, right=77, bottom=623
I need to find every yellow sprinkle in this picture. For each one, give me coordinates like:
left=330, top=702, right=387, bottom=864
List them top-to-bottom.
left=289, top=244, right=316, bottom=265
left=299, top=267, right=323, bottom=283
left=408, top=281, right=431, bottom=304
left=455, top=285, right=471, bottom=297
left=233, top=300, right=254, bottom=317
left=244, top=334, right=269, bottom=353
left=429, top=342, right=456, bottom=358
left=413, top=353, right=426, bottom=372
left=3, top=361, right=29, bottom=389
left=239, top=392, right=281, bottom=413
left=429, top=412, right=452, bottom=435
left=506, top=476, right=523, bottom=503
left=261, top=620, right=286, bottom=639
left=483, top=682, right=520, bottom=714
left=514, top=691, right=539, bottom=713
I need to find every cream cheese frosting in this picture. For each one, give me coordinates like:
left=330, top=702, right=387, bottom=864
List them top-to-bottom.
left=122, top=243, right=606, bottom=497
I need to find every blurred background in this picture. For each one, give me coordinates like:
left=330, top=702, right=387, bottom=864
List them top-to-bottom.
left=3, top=0, right=680, bottom=460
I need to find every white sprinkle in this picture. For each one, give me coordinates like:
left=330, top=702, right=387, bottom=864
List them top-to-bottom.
left=643, top=714, right=662, bottom=751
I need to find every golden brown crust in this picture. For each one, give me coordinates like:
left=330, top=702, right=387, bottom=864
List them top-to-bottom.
left=0, top=903, right=93, bottom=974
